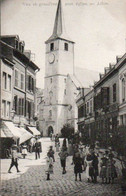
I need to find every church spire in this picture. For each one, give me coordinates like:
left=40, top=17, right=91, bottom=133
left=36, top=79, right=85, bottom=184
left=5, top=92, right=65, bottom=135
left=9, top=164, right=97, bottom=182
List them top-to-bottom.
left=45, top=0, right=74, bottom=43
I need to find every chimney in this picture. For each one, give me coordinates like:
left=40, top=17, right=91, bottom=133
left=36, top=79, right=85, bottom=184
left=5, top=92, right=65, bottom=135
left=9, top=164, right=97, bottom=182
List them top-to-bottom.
left=116, top=55, right=122, bottom=63
left=109, top=63, right=115, bottom=69
left=104, top=67, right=110, bottom=74
left=99, top=73, right=104, bottom=79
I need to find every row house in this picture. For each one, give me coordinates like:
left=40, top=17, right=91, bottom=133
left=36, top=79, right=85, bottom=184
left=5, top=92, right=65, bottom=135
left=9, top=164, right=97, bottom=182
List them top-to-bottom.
left=0, top=35, right=40, bottom=131
left=76, top=53, right=126, bottom=146
left=118, top=55, right=126, bottom=125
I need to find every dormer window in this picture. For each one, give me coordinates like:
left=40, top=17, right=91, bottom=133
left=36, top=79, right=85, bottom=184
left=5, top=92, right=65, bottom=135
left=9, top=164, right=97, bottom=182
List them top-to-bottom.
left=15, top=40, right=19, bottom=49
left=19, top=42, right=22, bottom=51
left=50, top=43, right=54, bottom=51
left=64, top=43, right=68, bottom=51
left=21, top=45, right=24, bottom=53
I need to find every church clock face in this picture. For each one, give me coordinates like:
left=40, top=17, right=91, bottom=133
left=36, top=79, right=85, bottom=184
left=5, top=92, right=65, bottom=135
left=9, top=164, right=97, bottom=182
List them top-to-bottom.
left=48, top=53, right=55, bottom=64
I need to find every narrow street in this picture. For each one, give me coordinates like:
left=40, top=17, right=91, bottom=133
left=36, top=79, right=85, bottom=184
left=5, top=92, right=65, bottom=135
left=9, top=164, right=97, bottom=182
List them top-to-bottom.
left=1, top=138, right=123, bottom=196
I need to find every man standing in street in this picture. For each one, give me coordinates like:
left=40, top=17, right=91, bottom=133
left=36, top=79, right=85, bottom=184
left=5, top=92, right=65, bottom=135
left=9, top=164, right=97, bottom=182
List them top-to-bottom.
left=34, top=139, right=41, bottom=160
left=8, top=144, right=21, bottom=173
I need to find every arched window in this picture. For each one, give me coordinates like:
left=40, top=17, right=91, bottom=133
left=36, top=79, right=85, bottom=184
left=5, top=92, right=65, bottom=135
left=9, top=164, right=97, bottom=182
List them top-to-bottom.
left=122, top=78, right=126, bottom=102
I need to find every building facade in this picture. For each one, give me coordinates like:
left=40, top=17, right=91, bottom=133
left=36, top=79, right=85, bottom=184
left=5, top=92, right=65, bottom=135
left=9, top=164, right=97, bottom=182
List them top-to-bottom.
left=0, top=35, right=40, bottom=130
left=77, top=53, right=126, bottom=147
left=118, top=54, right=126, bottom=125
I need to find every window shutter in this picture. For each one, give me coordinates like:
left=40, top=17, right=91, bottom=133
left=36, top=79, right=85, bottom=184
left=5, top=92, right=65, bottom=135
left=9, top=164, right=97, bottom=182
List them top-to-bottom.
left=26, top=74, right=28, bottom=90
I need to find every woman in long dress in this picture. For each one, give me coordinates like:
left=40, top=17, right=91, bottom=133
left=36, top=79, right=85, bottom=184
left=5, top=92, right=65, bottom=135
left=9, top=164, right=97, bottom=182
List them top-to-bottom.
left=73, top=152, right=83, bottom=181
left=85, top=153, right=93, bottom=182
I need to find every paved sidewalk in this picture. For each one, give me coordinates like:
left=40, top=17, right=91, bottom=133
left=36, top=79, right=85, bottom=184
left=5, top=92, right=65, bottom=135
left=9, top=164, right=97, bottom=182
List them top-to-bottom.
left=0, top=139, right=124, bottom=196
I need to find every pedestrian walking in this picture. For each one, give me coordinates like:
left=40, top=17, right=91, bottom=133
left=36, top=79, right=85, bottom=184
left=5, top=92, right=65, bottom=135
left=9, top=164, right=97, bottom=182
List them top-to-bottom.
left=55, top=134, right=59, bottom=147
left=62, top=138, right=67, bottom=150
left=34, top=139, right=41, bottom=160
left=68, top=139, right=74, bottom=156
left=56, top=141, right=60, bottom=152
left=22, top=144, right=27, bottom=159
left=8, top=145, right=20, bottom=173
left=48, top=146, right=55, bottom=162
left=58, top=147, right=68, bottom=174
left=91, top=151, right=99, bottom=183
left=45, top=152, right=54, bottom=180
left=73, top=152, right=83, bottom=181
left=85, top=152, right=93, bottom=182
left=106, top=154, right=117, bottom=184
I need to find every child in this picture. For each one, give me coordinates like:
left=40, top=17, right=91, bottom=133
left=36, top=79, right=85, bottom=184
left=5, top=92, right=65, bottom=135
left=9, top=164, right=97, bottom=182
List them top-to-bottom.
left=56, top=141, right=60, bottom=152
left=22, top=144, right=27, bottom=159
left=8, top=145, right=20, bottom=173
left=48, top=146, right=55, bottom=162
left=58, top=147, right=68, bottom=174
left=45, top=152, right=54, bottom=180
left=73, top=152, right=83, bottom=181
left=100, top=154, right=108, bottom=183
left=106, top=154, right=117, bottom=184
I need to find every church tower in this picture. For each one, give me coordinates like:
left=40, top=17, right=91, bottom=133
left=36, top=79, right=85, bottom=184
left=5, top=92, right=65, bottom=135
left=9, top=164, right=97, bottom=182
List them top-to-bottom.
left=43, top=0, right=75, bottom=136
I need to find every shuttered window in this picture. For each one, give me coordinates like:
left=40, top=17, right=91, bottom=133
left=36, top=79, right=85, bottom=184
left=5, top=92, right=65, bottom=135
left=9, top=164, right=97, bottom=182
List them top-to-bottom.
left=15, top=70, right=18, bottom=87
left=113, top=83, right=116, bottom=102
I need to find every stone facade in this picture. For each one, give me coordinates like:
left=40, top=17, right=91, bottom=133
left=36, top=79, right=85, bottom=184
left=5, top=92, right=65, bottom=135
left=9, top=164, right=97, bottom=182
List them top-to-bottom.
left=0, top=36, right=40, bottom=128
left=76, top=53, right=126, bottom=146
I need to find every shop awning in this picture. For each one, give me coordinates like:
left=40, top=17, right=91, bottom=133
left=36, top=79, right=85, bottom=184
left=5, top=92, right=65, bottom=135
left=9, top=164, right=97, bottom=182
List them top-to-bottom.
left=4, top=121, right=21, bottom=138
left=0, top=123, right=14, bottom=138
left=28, top=126, right=40, bottom=136
left=19, top=128, right=33, bottom=144
left=0, top=129, right=13, bottom=138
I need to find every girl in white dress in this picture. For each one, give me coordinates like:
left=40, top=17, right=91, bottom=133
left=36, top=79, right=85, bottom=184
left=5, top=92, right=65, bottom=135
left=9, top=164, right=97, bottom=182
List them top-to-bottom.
left=45, top=152, right=54, bottom=180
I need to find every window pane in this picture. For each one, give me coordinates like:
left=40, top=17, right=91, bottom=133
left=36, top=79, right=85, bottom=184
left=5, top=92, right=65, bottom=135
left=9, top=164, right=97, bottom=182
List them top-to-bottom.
left=50, top=43, right=54, bottom=51
left=64, top=43, right=68, bottom=51
left=15, top=70, right=18, bottom=87
left=3, top=72, right=7, bottom=89
left=21, top=74, right=24, bottom=90
left=8, top=75, right=11, bottom=91
left=2, top=100, right=6, bottom=117
left=7, top=102, right=11, bottom=118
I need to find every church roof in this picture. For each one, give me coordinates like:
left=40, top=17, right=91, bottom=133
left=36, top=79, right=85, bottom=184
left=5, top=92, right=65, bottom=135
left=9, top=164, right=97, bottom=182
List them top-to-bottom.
left=45, top=0, right=74, bottom=44
left=69, top=67, right=99, bottom=88
left=74, top=67, right=99, bottom=88
left=68, top=74, right=83, bottom=88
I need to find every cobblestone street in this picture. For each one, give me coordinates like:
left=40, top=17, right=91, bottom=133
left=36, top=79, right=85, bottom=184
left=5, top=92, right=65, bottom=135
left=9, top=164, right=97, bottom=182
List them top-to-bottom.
left=0, top=138, right=123, bottom=196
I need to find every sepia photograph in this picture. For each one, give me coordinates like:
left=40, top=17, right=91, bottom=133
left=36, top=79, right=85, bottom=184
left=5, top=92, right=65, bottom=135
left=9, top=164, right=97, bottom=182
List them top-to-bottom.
left=0, top=0, right=126, bottom=195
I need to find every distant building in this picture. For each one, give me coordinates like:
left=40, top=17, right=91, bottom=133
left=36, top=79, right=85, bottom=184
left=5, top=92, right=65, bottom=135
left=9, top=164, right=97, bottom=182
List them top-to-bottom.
left=0, top=35, right=40, bottom=132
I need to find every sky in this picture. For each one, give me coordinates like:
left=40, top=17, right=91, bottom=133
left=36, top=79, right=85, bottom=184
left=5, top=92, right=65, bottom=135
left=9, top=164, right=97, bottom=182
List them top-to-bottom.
left=1, top=0, right=126, bottom=88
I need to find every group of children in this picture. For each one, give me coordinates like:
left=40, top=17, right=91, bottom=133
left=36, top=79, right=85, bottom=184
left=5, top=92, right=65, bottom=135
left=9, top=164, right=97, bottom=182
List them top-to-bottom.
left=7, top=139, right=118, bottom=185
left=45, top=142, right=118, bottom=184
left=100, top=150, right=117, bottom=184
